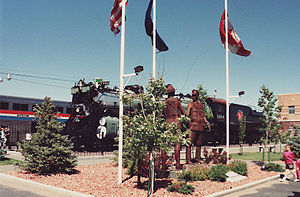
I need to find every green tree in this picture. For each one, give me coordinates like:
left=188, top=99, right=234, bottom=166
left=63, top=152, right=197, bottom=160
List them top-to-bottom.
left=121, top=78, right=190, bottom=186
left=197, top=85, right=213, bottom=120
left=258, top=85, right=282, bottom=162
left=18, top=97, right=77, bottom=174
left=238, top=112, right=246, bottom=155
left=287, top=124, right=300, bottom=156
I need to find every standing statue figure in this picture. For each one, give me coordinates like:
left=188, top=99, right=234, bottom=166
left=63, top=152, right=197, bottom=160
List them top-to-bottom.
left=162, top=84, right=185, bottom=170
left=185, top=89, right=210, bottom=164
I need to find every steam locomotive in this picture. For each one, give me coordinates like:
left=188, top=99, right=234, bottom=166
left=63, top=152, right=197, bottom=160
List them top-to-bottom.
left=64, top=79, right=262, bottom=151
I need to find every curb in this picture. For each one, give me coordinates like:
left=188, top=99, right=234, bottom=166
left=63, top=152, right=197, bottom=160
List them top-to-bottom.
left=0, top=173, right=93, bottom=197
left=204, top=174, right=280, bottom=197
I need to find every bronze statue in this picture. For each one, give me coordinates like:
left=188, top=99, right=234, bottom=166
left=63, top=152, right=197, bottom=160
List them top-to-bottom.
left=162, top=84, right=185, bottom=170
left=185, top=89, right=210, bottom=164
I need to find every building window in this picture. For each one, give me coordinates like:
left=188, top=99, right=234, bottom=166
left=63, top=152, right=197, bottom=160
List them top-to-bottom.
left=0, top=102, right=9, bottom=110
left=13, top=103, right=29, bottom=111
left=288, top=106, right=295, bottom=114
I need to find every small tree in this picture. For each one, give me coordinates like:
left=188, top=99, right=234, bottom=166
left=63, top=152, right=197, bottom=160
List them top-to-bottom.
left=122, top=78, right=190, bottom=186
left=197, top=85, right=213, bottom=120
left=258, top=85, right=282, bottom=162
left=18, top=97, right=77, bottom=174
left=238, top=112, right=246, bottom=155
left=287, top=124, right=300, bottom=156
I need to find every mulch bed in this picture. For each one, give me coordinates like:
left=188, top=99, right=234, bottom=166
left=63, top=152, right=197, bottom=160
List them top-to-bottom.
left=5, top=163, right=280, bottom=197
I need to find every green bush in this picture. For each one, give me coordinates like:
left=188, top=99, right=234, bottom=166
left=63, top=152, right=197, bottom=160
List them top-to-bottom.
left=17, top=97, right=77, bottom=175
left=229, top=160, right=248, bottom=176
left=263, top=163, right=285, bottom=172
left=208, top=164, right=229, bottom=182
left=177, top=166, right=210, bottom=182
left=167, top=182, right=195, bottom=195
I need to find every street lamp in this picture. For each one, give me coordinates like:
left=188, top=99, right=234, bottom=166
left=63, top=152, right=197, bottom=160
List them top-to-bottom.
left=118, top=65, right=143, bottom=184
left=0, top=73, right=12, bottom=83
left=226, top=90, right=245, bottom=164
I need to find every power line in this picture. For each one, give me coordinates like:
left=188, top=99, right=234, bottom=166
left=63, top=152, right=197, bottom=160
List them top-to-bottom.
left=0, top=72, right=76, bottom=82
left=13, top=78, right=70, bottom=89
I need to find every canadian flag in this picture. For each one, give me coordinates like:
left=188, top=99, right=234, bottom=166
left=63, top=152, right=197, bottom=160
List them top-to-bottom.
left=219, top=10, right=251, bottom=57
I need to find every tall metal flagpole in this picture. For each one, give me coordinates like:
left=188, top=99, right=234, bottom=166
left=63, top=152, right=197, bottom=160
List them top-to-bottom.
left=118, top=0, right=126, bottom=185
left=149, top=0, right=156, bottom=193
left=152, top=0, right=156, bottom=80
left=225, top=0, right=230, bottom=164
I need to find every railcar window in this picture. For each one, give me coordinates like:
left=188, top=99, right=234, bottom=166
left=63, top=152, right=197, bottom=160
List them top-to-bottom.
left=0, top=102, right=9, bottom=110
left=13, top=103, right=29, bottom=111
left=56, top=107, right=64, bottom=113
left=66, top=107, right=74, bottom=114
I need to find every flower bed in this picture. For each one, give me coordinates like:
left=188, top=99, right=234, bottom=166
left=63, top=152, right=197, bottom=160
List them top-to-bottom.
left=5, top=163, right=280, bottom=197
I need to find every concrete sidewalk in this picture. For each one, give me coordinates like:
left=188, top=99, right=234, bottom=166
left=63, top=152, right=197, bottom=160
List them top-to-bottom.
left=0, top=150, right=114, bottom=197
left=0, top=173, right=93, bottom=197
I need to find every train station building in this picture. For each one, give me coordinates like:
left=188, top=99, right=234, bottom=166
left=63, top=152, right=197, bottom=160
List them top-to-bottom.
left=278, top=93, right=300, bottom=132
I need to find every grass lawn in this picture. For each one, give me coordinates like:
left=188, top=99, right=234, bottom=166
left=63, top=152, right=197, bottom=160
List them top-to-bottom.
left=230, top=152, right=283, bottom=161
left=0, top=158, right=25, bottom=166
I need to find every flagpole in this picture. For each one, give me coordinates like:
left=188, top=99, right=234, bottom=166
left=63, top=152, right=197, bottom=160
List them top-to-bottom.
left=118, top=0, right=126, bottom=185
left=150, top=0, right=157, bottom=194
left=152, top=0, right=156, bottom=80
left=225, top=0, right=230, bottom=164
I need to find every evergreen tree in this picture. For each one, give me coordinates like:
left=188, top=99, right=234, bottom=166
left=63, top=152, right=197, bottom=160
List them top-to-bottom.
left=18, top=97, right=77, bottom=174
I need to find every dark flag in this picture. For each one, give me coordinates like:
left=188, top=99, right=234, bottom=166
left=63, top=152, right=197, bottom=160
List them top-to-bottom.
left=145, top=0, right=168, bottom=52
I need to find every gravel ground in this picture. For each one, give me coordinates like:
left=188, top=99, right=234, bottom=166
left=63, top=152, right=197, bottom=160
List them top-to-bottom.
left=5, top=162, right=281, bottom=197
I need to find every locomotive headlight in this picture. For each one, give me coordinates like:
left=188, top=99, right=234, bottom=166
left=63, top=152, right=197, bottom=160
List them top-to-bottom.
left=75, top=106, right=84, bottom=114
left=99, top=117, right=106, bottom=126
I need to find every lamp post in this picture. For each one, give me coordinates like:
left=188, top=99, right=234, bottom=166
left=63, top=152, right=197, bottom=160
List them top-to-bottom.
left=118, top=65, right=143, bottom=184
left=0, top=73, right=12, bottom=83
left=226, top=90, right=245, bottom=163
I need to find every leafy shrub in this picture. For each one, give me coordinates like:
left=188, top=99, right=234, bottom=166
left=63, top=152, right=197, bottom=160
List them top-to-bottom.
left=203, top=148, right=231, bottom=164
left=0, top=149, right=5, bottom=160
left=229, top=160, right=248, bottom=176
left=262, top=163, right=284, bottom=172
left=208, top=164, right=229, bottom=182
left=178, top=166, right=210, bottom=182
left=167, top=182, right=195, bottom=195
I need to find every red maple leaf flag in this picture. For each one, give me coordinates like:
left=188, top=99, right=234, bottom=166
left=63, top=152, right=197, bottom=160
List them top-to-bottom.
left=110, top=0, right=128, bottom=35
left=219, top=10, right=251, bottom=57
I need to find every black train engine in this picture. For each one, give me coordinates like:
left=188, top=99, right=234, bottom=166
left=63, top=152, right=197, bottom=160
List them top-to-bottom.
left=64, top=80, right=141, bottom=151
left=179, top=95, right=262, bottom=146
left=203, top=97, right=262, bottom=145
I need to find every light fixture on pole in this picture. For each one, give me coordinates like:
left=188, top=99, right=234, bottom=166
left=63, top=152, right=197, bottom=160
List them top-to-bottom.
left=118, top=65, right=143, bottom=185
left=123, top=65, right=144, bottom=87
left=7, top=73, right=12, bottom=80
left=226, top=90, right=245, bottom=163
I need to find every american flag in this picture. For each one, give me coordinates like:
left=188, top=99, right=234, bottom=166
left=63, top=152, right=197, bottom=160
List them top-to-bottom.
left=110, top=0, right=128, bottom=35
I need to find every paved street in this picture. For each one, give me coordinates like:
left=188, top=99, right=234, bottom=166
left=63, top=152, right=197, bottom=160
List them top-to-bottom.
left=223, top=179, right=300, bottom=197
left=0, top=183, right=43, bottom=197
